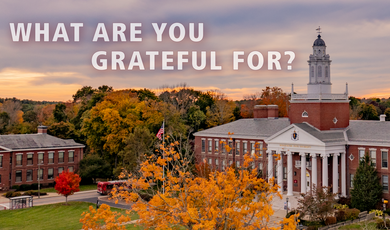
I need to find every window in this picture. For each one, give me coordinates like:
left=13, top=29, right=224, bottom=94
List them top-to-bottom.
left=318, top=65, right=322, bottom=77
left=325, top=66, right=329, bottom=78
left=302, top=111, right=308, bottom=117
left=201, top=139, right=205, bottom=153
left=208, top=140, right=212, bottom=153
left=214, top=140, right=219, bottom=152
left=222, top=141, right=226, bottom=154
left=228, top=141, right=233, bottom=155
left=235, top=142, right=240, bottom=156
left=243, top=142, right=248, bottom=154
left=251, top=142, right=255, bottom=156
left=259, top=142, right=263, bottom=156
left=359, top=149, right=365, bottom=161
left=370, top=150, right=376, bottom=167
left=59, top=151, right=64, bottom=163
left=68, top=151, right=74, bottom=162
left=382, top=151, right=388, bottom=168
left=38, top=152, right=44, bottom=164
left=49, top=152, right=54, bottom=164
left=27, top=153, right=33, bottom=165
left=16, top=154, right=23, bottom=166
left=0, top=155, right=2, bottom=167
left=208, top=158, right=212, bottom=165
left=215, top=159, right=219, bottom=169
left=222, top=160, right=225, bottom=170
left=229, top=160, right=232, bottom=166
left=236, top=161, right=240, bottom=167
left=259, top=163, right=263, bottom=171
left=68, top=166, right=73, bottom=172
left=58, top=167, right=64, bottom=174
left=283, top=167, right=287, bottom=180
left=48, top=168, right=54, bottom=180
left=38, top=169, right=43, bottom=180
left=26, top=170, right=33, bottom=181
left=16, top=171, right=22, bottom=182
left=350, top=174, right=354, bottom=188
left=383, top=175, right=389, bottom=192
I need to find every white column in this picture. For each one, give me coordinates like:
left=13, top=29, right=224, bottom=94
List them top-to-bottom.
left=267, top=150, right=273, bottom=182
left=277, top=152, right=283, bottom=192
left=287, top=152, right=293, bottom=196
left=300, top=152, right=307, bottom=194
left=341, top=152, right=346, bottom=197
left=311, top=153, right=317, bottom=189
left=322, top=153, right=329, bottom=187
left=333, top=153, right=340, bottom=195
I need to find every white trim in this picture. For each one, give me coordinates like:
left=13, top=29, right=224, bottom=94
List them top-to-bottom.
left=347, top=142, right=390, bottom=147
left=0, top=145, right=12, bottom=151
left=0, top=146, right=84, bottom=152
left=358, top=147, right=365, bottom=150
left=369, top=148, right=377, bottom=151
left=381, top=149, right=389, bottom=152
left=15, top=153, right=23, bottom=155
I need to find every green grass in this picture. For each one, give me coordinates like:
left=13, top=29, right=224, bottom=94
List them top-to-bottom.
left=36, top=184, right=97, bottom=193
left=0, top=201, right=139, bottom=230
left=339, top=221, right=377, bottom=229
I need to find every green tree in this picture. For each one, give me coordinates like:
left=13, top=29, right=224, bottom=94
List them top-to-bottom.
left=53, top=103, right=67, bottom=122
left=358, top=103, right=379, bottom=120
left=384, top=108, right=390, bottom=121
left=22, top=110, right=38, bottom=123
left=0, top=112, right=10, bottom=133
left=48, top=121, right=76, bottom=139
left=79, top=154, right=112, bottom=183
left=351, top=154, right=382, bottom=211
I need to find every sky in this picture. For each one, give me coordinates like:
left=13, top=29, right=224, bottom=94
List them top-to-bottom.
left=1, top=0, right=390, bottom=101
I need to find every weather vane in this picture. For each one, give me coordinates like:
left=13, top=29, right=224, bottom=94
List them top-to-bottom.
left=316, top=26, right=322, bottom=34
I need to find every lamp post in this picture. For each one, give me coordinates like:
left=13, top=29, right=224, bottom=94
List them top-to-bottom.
left=286, top=197, right=289, bottom=216
left=383, top=198, right=388, bottom=226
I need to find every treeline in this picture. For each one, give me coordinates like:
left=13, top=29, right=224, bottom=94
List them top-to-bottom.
left=349, top=96, right=390, bottom=120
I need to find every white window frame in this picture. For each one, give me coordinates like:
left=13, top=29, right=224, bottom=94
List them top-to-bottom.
left=201, top=138, right=206, bottom=153
left=207, top=139, right=212, bottom=153
left=214, top=139, right=219, bottom=153
left=221, top=139, right=226, bottom=154
left=228, top=140, right=233, bottom=155
left=235, top=141, right=240, bottom=156
left=243, top=141, right=248, bottom=155
left=250, top=141, right=256, bottom=157
left=358, top=148, right=365, bottom=161
left=370, top=148, right=376, bottom=167
left=382, top=149, right=389, bottom=169
left=48, top=151, right=54, bottom=164
left=68, top=151, right=74, bottom=163
left=27, top=152, right=34, bottom=165
left=38, top=152, right=44, bottom=164
left=16, top=153, right=23, bottom=166
left=0, top=154, right=3, bottom=168
left=68, top=166, right=74, bottom=172
left=48, top=168, right=54, bottom=180
left=26, top=169, right=33, bottom=182
left=383, top=175, right=389, bottom=192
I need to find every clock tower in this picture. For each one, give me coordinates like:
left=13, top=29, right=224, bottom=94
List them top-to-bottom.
left=289, top=32, right=350, bottom=130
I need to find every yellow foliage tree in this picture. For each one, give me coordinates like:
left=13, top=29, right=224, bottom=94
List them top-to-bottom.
left=81, top=137, right=297, bottom=230
left=80, top=203, right=131, bottom=230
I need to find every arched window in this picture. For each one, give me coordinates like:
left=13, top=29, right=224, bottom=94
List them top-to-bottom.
left=318, top=66, right=322, bottom=77
left=325, top=66, right=329, bottom=78
left=302, top=111, right=309, bottom=117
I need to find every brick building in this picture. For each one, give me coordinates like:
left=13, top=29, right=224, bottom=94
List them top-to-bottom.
left=194, top=33, right=390, bottom=199
left=0, top=126, right=84, bottom=190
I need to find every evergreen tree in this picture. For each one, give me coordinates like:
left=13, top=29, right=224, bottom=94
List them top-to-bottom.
left=351, top=153, right=382, bottom=211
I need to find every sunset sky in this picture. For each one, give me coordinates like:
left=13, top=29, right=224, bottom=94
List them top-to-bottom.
left=1, top=0, right=390, bottom=101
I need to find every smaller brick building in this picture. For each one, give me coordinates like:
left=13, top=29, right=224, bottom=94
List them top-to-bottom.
left=0, top=126, right=84, bottom=190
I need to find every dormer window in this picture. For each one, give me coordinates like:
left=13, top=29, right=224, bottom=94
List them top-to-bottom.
left=302, top=111, right=308, bottom=117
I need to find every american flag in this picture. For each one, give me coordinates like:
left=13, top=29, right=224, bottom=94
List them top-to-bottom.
left=156, top=123, right=164, bottom=140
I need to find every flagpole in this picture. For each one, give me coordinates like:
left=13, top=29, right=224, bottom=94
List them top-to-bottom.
left=162, top=119, right=165, bottom=194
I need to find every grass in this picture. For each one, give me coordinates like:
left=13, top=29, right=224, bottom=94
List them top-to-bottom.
left=35, top=184, right=97, bottom=193
left=0, top=201, right=139, bottom=230
left=338, top=221, right=377, bottom=229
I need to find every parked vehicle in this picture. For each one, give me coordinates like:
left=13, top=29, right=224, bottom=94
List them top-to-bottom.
left=97, top=180, right=126, bottom=195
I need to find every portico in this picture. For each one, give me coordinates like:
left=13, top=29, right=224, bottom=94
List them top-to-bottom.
left=266, top=123, right=347, bottom=197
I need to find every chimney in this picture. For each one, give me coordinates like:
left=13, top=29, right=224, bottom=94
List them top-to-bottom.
left=253, top=105, right=279, bottom=119
left=253, top=105, right=268, bottom=118
left=267, top=105, right=279, bottom=119
left=380, top=114, right=386, bottom=122
left=38, top=125, right=48, bottom=134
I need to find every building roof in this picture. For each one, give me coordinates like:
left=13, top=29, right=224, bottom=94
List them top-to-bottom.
left=194, top=118, right=291, bottom=139
left=347, top=120, right=390, bottom=145
left=294, top=123, right=346, bottom=143
left=0, top=134, right=84, bottom=151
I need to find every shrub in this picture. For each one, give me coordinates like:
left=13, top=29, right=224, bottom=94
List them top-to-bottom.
left=31, top=183, right=39, bottom=190
left=19, top=184, right=32, bottom=191
left=11, top=185, right=20, bottom=191
left=23, top=190, right=35, bottom=196
left=5, top=191, right=22, bottom=198
left=338, top=197, right=351, bottom=206
left=334, top=203, right=348, bottom=209
left=345, top=208, right=360, bottom=220
left=370, top=209, right=383, bottom=216
left=335, top=210, right=346, bottom=221
left=325, top=216, right=336, bottom=226
left=376, top=219, right=390, bottom=229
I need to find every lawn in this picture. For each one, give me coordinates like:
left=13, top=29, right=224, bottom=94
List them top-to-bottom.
left=36, top=184, right=97, bottom=193
left=0, top=201, right=139, bottom=230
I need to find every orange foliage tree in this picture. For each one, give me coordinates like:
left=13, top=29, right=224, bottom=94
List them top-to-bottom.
left=260, top=86, right=290, bottom=117
left=81, top=136, right=297, bottom=229
left=54, top=171, right=81, bottom=204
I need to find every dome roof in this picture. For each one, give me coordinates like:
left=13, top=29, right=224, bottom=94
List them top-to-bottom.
left=313, top=35, right=326, bottom=46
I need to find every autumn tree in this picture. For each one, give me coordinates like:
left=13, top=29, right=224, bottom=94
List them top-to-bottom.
left=260, top=86, right=289, bottom=117
left=206, top=99, right=236, bottom=127
left=1, top=100, right=24, bottom=124
left=359, top=103, right=379, bottom=120
left=81, top=137, right=297, bottom=230
left=79, top=154, right=111, bottom=183
left=55, top=171, right=81, bottom=204
left=80, top=203, right=131, bottom=230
